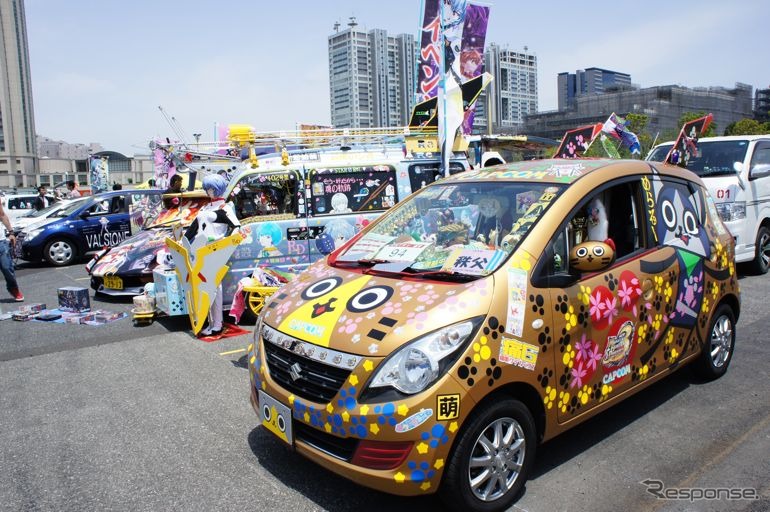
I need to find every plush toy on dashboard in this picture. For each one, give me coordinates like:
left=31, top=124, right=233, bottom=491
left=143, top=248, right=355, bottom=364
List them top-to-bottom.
left=476, top=196, right=512, bottom=247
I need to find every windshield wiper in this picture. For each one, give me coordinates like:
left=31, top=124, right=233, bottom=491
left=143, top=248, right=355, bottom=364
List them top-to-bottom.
left=333, top=258, right=391, bottom=268
left=403, top=268, right=478, bottom=282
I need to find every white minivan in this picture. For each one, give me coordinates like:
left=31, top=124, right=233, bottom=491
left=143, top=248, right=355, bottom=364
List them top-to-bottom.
left=648, top=135, right=770, bottom=273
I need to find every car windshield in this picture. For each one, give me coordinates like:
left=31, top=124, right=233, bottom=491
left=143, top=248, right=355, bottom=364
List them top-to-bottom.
left=648, top=140, right=749, bottom=177
left=336, top=181, right=565, bottom=277
left=54, top=197, right=89, bottom=217
left=25, top=201, right=64, bottom=218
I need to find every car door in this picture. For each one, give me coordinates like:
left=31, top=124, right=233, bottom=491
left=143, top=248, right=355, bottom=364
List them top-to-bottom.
left=535, top=176, right=691, bottom=423
left=80, top=194, right=131, bottom=251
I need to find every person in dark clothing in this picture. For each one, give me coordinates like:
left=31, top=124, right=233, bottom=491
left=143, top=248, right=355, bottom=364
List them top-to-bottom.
left=163, top=175, right=184, bottom=208
left=34, top=186, right=50, bottom=211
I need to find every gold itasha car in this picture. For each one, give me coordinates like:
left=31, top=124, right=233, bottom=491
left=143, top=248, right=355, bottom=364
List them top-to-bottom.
left=248, top=158, right=739, bottom=511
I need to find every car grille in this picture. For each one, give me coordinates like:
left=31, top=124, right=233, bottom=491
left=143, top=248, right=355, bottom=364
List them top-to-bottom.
left=263, top=340, right=354, bottom=404
left=294, top=422, right=358, bottom=461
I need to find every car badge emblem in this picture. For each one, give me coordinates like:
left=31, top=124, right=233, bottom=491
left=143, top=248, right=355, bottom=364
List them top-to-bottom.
left=289, top=362, right=303, bottom=382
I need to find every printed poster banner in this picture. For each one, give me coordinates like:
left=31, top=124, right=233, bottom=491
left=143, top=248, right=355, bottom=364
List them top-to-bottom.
left=417, top=0, right=442, bottom=102
left=459, top=3, right=490, bottom=135
left=665, top=113, right=714, bottom=168
left=554, top=124, right=603, bottom=159
left=153, top=140, right=177, bottom=190
left=89, top=156, right=109, bottom=194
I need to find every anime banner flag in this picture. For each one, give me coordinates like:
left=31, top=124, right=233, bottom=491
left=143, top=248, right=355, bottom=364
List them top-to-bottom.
left=417, top=0, right=477, bottom=102
left=459, top=3, right=490, bottom=135
left=602, top=113, right=641, bottom=155
left=665, top=113, right=714, bottom=168
left=554, top=124, right=603, bottom=159
left=153, top=139, right=177, bottom=190
left=89, top=155, right=109, bottom=194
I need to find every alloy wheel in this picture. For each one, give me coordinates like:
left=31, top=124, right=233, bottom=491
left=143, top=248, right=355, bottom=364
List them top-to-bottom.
left=710, top=314, right=733, bottom=368
left=467, top=417, right=526, bottom=502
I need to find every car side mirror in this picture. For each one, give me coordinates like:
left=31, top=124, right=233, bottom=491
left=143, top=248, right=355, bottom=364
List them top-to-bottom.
left=749, top=163, right=770, bottom=180
left=79, top=210, right=91, bottom=219
left=569, top=241, right=616, bottom=273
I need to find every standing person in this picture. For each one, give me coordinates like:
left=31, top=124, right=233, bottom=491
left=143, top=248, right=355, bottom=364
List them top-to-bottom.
left=163, top=174, right=184, bottom=208
left=183, top=174, right=240, bottom=337
left=66, top=180, right=81, bottom=198
left=34, top=186, right=50, bottom=211
left=0, top=199, right=23, bottom=301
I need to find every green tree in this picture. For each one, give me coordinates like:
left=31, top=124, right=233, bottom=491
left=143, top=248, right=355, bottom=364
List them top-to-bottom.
left=677, top=112, right=717, bottom=137
left=724, top=118, right=770, bottom=135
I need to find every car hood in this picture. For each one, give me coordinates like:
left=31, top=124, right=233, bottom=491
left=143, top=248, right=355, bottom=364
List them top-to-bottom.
left=15, top=216, right=59, bottom=232
left=90, top=228, right=172, bottom=276
left=260, top=261, right=494, bottom=357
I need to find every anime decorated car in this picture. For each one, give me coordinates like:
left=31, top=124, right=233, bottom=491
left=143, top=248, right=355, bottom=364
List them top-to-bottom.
left=248, top=159, right=739, bottom=512
left=19, top=189, right=163, bottom=266
left=86, top=192, right=210, bottom=296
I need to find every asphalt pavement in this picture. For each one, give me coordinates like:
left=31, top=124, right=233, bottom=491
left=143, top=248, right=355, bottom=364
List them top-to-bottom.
left=0, top=261, right=768, bottom=512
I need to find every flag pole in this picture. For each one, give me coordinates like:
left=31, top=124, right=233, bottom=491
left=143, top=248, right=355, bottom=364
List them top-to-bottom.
left=439, top=0, right=449, bottom=177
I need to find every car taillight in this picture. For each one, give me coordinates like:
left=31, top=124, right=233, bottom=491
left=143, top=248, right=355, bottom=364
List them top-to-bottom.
left=349, top=440, right=413, bottom=470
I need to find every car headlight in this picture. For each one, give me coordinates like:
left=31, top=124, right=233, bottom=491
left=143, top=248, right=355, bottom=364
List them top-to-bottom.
left=715, top=201, right=746, bottom=222
left=24, top=228, right=44, bottom=242
left=368, top=318, right=482, bottom=395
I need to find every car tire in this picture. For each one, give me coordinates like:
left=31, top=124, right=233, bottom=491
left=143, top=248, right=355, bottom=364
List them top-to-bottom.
left=749, top=225, right=770, bottom=275
left=44, top=238, right=77, bottom=266
left=693, top=304, right=735, bottom=380
left=439, top=397, right=536, bottom=512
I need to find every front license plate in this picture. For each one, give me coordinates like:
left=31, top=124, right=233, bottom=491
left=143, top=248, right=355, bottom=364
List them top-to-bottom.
left=103, top=275, right=123, bottom=290
left=258, top=390, right=293, bottom=445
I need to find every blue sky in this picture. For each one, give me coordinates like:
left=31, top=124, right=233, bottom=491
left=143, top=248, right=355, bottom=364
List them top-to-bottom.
left=26, top=0, right=769, bottom=156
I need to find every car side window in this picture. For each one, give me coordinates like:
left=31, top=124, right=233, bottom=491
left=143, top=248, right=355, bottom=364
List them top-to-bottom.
left=750, top=142, right=770, bottom=168
left=229, top=172, right=300, bottom=220
left=541, top=179, right=650, bottom=279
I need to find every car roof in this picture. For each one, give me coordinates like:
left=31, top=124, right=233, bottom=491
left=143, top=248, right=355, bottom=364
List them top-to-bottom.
left=653, top=135, right=770, bottom=148
left=443, top=158, right=698, bottom=186
left=91, top=189, right=161, bottom=198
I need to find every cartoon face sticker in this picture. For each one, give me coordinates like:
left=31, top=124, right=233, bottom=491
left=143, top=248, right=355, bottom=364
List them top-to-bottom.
left=653, top=179, right=709, bottom=258
left=277, top=275, right=395, bottom=347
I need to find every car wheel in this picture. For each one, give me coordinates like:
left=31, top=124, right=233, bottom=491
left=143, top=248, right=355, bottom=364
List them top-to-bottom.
left=749, top=225, right=770, bottom=275
left=44, top=238, right=77, bottom=266
left=693, top=304, right=735, bottom=380
left=440, top=398, right=536, bottom=512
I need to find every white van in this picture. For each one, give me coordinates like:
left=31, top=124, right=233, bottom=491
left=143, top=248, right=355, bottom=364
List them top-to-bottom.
left=647, top=135, right=770, bottom=273
left=1, top=192, right=58, bottom=222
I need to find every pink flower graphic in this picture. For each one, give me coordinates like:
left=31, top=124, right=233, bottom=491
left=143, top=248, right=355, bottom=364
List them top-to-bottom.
left=589, top=291, right=606, bottom=322
left=602, top=296, right=618, bottom=323
left=575, top=334, right=592, bottom=362
left=587, top=344, right=602, bottom=371
left=570, top=362, right=588, bottom=388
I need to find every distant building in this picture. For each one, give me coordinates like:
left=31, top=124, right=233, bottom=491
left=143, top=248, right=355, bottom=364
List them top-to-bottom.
left=0, top=0, right=37, bottom=187
left=328, top=19, right=416, bottom=128
left=478, top=44, right=538, bottom=133
left=558, top=68, right=632, bottom=110
left=525, top=83, right=754, bottom=141
left=755, top=86, right=770, bottom=122
left=37, top=136, right=103, bottom=160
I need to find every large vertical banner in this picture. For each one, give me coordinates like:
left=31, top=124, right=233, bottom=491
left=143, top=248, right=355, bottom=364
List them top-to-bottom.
left=416, top=0, right=442, bottom=103
left=459, top=3, right=490, bottom=135
left=153, top=139, right=176, bottom=190
left=89, top=155, right=109, bottom=194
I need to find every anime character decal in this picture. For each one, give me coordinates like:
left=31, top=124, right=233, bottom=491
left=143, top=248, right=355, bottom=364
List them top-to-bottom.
left=651, top=175, right=710, bottom=328
left=652, top=178, right=709, bottom=258
left=256, top=222, right=283, bottom=258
